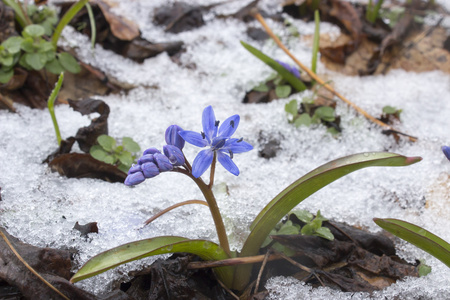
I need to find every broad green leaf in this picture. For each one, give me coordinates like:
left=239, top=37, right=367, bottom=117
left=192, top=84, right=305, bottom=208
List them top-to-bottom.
left=24, top=24, right=45, bottom=38
left=3, top=36, right=23, bottom=54
left=20, top=38, right=35, bottom=53
left=38, top=40, right=54, bottom=53
left=241, top=41, right=306, bottom=92
left=24, top=52, right=46, bottom=70
left=58, top=52, right=81, bottom=74
left=0, top=55, right=13, bottom=67
left=45, top=58, right=64, bottom=74
left=0, top=69, right=14, bottom=84
left=253, top=82, right=269, bottom=92
left=275, top=85, right=291, bottom=98
left=285, top=99, right=298, bottom=117
left=382, top=105, right=398, bottom=114
left=314, top=106, right=335, bottom=122
left=294, top=113, right=311, bottom=127
left=97, top=135, right=116, bottom=152
left=122, top=137, right=140, bottom=152
left=90, top=145, right=108, bottom=161
left=117, top=151, right=133, bottom=166
left=232, top=152, right=422, bottom=290
left=104, top=155, right=115, bottom=164
left=291, top=210, right=313, bottom=223
left=374, top=218, right=450, bottom=268
left=276, top=221, right=300, bottom=235
left=300, top=223, right=315, bottom=235
left=314, top=227, right=334, bottom=241
left=70, top=236, right=233, bottom=287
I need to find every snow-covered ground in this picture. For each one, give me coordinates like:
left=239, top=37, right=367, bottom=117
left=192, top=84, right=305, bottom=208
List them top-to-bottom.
left=1, top=0, right=449, bottom=298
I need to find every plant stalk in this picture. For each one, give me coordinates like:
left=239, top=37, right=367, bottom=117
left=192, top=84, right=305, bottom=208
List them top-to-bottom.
left=51, top=0, right=89, bottom=47
left=47, top=72, right=64, bottom=146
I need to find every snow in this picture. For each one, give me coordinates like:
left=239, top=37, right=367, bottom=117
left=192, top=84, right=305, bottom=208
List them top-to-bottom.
left=1, top=0, right=450, bottom=298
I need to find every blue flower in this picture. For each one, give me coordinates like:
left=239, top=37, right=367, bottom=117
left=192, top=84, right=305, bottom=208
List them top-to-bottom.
left=276, top=60, right=300, bottom=79
left=179, top=105, right=253, bottom=178
left=165, top=125, right=185, bottom=150
left=442, top=146, right=450, bottom=161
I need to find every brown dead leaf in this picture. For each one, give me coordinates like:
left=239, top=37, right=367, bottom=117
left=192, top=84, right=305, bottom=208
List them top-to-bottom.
left=96, top=0, right=140, bottom=41
left=329, top=0, right=362, bottom=50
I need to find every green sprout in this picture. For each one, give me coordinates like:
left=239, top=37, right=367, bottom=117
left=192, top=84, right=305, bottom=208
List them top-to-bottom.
left=366, top=0, right=384, bottom=24
left=311, top=10, right=320, bottom=76
left=47, top=72, right=64, bottom=146
left=382, top=105, right=402, bottom=119
left=90, top=135, right=141, bottom=173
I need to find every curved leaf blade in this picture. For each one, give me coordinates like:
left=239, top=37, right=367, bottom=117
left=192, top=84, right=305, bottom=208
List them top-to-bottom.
left=232, top=152, right=421, bottom=290
left=374, top=218, right=450, bottom=268
left=70, top=236, right=233, bottom=287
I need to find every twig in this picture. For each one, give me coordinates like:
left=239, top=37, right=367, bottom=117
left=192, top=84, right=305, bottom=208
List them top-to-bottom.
left=253, top=12, right=417, bottom=142
left=144, top=199, right=208, bottom=226
left=0, top=230, right=70, bottom=300
left=254, top=250, right=271, bottom=294
left=275, top=251, right=325, bottom=287
left=187, top=253, right=284, bottom=269
left=216, top=278, right=240, bottom=300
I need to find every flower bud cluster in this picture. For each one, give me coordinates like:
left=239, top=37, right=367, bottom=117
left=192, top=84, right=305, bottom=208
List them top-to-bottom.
left=124, top=125, right=185, bottom=186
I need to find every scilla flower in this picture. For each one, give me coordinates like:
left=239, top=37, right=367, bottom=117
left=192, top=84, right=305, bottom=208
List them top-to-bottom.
left=276, top=60, right=300, bottom=79
left=179, top=105, right=253, bottom=178
left=442, top=146, right=450, bottom=161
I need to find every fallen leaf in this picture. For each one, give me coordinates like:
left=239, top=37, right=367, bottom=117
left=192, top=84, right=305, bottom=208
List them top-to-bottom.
left=97, top=0, right=140, bottom=41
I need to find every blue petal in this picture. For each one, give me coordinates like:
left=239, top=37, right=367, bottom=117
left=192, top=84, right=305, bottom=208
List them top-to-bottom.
left=202, top=105, right=216, bottom=142
left=218, top=114, right=240, bottom=138
left=165, top=125, right=185, bottom=149
left=179, top=131, right=208, bottom=147
left=222, top=139, right=253, bottom=154
left=163, top=145, right=185, bottom=166
left=442, top=146, right=450, bottom=161
left=143, top=147, right=161, bottom=155
left=192, top=149, right=214, bottom=178
left=217, top=152, right=239, bottom=176
left=154, top=153, right=173, bottom=172
left=138, top=154, right=154, bottom=165
left=141, top=162, right=160, bottom=178
left=128, top=164, right=142, bottom=174
left=124, top=171, right=145, bottom=186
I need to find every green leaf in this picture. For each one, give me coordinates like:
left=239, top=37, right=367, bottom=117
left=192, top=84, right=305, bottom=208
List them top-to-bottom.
left=24, top=24, right=46, bottom=38
left=2, top=36, right=23, bottom=54
left=20, top=38, right=35, bottom=53
left=38, top=40, right=54, bottom=53
left=241, top=41, right=306, bottom=92
left=24, top=52, right=46, bottom=70
left=58, top=52, right=81, bottom=73
left=0, top=55, right=13, bottom=67
left=45, top=58, right=65, bottom=74
left=0, top=69, right=14, bottom=84
left=253, top=82, right=269, bottom=92
left=275, top=85, right=291, bottom=98
left=285, top=99, right=298, bottom=117
left=382, top=105, right=398, bottom=114
left=314, top=106, right=335, bottom=122
left=294, top=113, right=311, bottom=127
left=97, top=135, right=116, bottom=152
left=122, top=137, right=140, bottom=153
left=90, top=145, right=108, bottom=161
left=118, top=151, right=133, bottom=166
left=232, top=152, right=422, bottom=290
left=104, top=155, right=115, bottom=165
left=117, top=164, right=130, bottom=174
left=291, top=210, right=313, bottom=223
left=315, top=210, right=328, bottom=222
left=374, top=218, right=450, bottom=268
left=276, top=221, right=300, bottom=236
left=300, top=223, right=315, bottom=236
left=314, top=227, right=334, bottom=241
left=261, top=229, right=277, bottom=248
left=70, top=237, right=233, bottom=287
left=271, top=242, right=296, bottom=257
left=418, top=260, right=432, bottom=277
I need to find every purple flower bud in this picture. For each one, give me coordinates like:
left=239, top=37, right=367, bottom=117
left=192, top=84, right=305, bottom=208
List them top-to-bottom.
left=276, top=60, right=301, bottom=79
left=165, top=125, right=185, bottom=150
left=163, top=144, right=185, bottom=166
left=442, top=146, right=450, bottom=161
left=143, top=147, right=161, bottom=155
left=153, top=153, right=173, bottom=172
left=138, top=154, right=154, bottom=165
left=141, top=162, right=160, bottom=178
left=128, top=164, right=142, bottom=175
left=124, top=171, right=145, bottom=186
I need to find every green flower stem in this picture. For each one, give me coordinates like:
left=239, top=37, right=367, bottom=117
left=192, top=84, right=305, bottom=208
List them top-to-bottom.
left=51, top=0, right=89, bottom=47
left=85, top=2, right=96, bottom=49
left=47, top=72, right=64, bottom=146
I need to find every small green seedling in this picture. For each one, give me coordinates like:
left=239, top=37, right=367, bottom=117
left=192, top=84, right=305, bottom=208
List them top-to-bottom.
left=366, top=0, right=384, bottom=24
left=26, top=3, right=59, bottom=36
left=285, top=99, right=338, bottom=134
left=382, top=105, right=402, bottom=119
left=90, top=135, right=141, bottom=173
left=262, top=209, right=334, bottom=256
